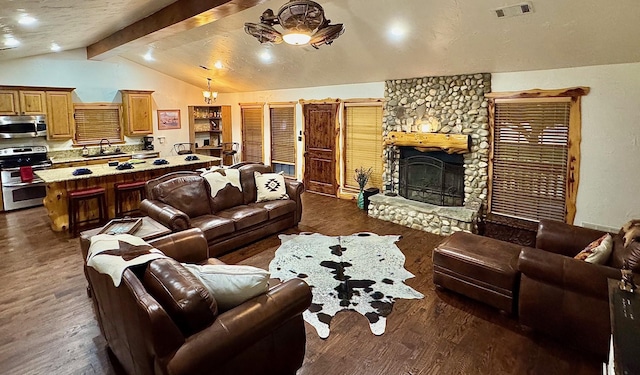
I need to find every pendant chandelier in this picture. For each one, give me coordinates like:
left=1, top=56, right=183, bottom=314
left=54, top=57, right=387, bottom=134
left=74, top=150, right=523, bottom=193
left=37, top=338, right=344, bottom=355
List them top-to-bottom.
left=244, top=0, right=344, bottom=49
left=203, top=78, right=218, bottom=104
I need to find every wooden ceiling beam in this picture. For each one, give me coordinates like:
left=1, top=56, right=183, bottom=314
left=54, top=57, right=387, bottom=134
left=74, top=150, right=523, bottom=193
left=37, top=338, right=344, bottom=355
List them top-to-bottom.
left=87, top=0, right=267, bottom=60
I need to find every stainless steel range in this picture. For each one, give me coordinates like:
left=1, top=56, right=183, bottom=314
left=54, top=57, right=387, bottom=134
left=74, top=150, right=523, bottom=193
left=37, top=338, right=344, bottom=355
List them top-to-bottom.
left=0, top=146, right=51, bottom=211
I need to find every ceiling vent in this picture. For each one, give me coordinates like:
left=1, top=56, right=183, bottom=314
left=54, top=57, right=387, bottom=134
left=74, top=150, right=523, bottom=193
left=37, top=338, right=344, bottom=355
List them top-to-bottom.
left=495, top=2, right=534, bottom=18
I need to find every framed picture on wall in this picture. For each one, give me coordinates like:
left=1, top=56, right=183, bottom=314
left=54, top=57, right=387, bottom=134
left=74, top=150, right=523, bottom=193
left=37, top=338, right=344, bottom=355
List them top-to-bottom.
left=158, top=109, right=181, bottom=130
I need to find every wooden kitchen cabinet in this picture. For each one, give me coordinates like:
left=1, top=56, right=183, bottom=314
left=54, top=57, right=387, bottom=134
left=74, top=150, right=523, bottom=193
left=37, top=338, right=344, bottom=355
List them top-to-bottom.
left=0, top=89, right=46, bottom=115
left=0, top=90, right=20, bottom=115
left=46, top=90, right=75, bottom=139
left=121, top=90, right=154, bottom=136
left=20, top=91, right=47, bottom=114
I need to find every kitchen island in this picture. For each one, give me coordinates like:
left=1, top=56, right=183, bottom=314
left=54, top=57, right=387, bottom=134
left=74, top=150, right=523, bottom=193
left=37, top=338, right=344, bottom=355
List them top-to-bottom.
left=36, top=154, right=221, bottom=232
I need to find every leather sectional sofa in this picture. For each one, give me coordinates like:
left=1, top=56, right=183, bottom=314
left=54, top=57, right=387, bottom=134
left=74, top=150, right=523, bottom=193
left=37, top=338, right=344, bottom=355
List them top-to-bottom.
left=140, top=163, right=304, bottom=257
left=434, top=219, right=640, bottom=359
left=86, top=228, right=312, bottom=375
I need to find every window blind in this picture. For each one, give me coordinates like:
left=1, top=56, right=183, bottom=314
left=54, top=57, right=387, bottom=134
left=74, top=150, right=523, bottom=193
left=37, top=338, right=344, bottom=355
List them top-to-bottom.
left=490, top=100, right=570, bottom=222
left=74, top=104, right=122, bottom=144
left=344, top=105, right=383, bottom=190
left=241, top=106, right=263, bottom=163
left=270, top=106, right=295, bottom=165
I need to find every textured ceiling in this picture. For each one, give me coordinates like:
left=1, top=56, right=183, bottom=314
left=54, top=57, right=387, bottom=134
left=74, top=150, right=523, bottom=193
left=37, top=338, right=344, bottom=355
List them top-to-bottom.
left=2, top=0, right=640, bottom=93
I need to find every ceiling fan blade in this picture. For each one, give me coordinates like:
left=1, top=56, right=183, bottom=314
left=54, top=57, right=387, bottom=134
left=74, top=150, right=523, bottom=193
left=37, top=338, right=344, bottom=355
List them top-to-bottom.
left=244, top=22, right=283, bottom=44
left=310, top=23, right=344, bottom=49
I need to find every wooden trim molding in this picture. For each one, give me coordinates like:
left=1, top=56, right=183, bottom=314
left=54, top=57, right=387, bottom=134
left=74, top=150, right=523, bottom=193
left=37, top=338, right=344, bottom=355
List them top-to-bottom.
left=485, top=86, right=590, bottom=99
left=299, top=98, right=341, bottom=105
left=384, top=132, right=470, bottom=154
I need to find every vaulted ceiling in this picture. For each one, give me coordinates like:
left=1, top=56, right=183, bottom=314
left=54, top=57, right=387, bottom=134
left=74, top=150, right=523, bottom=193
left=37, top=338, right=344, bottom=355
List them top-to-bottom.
left=2, top=0, right=640, bottom=93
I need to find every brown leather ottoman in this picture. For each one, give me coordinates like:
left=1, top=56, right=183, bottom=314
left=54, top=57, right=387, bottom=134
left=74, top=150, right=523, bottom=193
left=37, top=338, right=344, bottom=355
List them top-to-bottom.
left=433, top=232, right=522, bottom=314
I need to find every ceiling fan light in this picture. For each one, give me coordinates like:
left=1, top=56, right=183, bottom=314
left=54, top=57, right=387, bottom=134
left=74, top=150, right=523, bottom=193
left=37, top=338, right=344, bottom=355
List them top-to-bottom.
left=283, top=32, right=312, bottom=45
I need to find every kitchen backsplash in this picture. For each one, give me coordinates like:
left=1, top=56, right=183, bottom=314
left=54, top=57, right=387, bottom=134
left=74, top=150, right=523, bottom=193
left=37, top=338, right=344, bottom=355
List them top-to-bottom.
left=47, top=144, right=144, bottom=159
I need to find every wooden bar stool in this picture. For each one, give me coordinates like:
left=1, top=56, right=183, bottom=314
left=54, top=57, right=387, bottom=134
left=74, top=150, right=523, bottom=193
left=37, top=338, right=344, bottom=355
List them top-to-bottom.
left=114, top=181, right=147, bottom=217
left=68, top=187, right=107, bottom=237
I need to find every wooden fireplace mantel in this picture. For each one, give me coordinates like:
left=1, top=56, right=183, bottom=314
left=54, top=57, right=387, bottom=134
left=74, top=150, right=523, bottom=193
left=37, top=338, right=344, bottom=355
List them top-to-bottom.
left=384, top=132, right=470, bottom=154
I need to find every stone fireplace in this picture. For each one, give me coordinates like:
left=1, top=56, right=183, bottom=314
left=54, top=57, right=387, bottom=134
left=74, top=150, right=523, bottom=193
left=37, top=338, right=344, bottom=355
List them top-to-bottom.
left=368, top=73, right=491, bottom=235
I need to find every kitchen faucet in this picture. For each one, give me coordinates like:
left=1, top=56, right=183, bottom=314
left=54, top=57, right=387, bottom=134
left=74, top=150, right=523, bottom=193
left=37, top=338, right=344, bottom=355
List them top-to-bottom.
left=99, top=139, right=111, bottom=154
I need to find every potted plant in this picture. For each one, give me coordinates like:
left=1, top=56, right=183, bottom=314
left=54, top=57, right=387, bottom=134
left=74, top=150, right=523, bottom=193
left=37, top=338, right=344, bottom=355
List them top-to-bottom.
left=354, top=166, right=372, bottom=209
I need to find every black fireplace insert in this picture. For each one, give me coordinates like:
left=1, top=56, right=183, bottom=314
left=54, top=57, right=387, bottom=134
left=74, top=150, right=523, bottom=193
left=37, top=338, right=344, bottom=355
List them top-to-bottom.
left=398, top=149, right=464, bottom=206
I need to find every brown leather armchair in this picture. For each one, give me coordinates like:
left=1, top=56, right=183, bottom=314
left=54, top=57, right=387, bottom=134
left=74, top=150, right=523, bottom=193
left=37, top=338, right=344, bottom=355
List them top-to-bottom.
left=140, top=163, right=304, bottom=257
left=517, top=219, right=625, bottom=359
left=86, top=228, right=312, bottom=375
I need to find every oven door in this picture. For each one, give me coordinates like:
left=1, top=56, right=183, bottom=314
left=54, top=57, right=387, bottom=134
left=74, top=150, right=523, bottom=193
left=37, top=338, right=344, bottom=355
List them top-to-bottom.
left=1, top=165, right=49, bottom=211
left=2, top=181, right=46, bottom=211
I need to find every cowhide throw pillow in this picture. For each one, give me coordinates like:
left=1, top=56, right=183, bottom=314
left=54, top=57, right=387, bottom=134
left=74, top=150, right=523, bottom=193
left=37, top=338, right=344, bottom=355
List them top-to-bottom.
left=201, top=168, right=243, bottom=212
left=254, top=171, right=289, bottom=202
left=182, top=263, right=270, bottom=311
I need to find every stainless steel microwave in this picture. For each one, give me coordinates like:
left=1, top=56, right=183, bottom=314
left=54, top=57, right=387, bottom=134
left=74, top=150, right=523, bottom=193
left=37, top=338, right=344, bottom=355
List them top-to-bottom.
left=0, top=115, right=47, bottom=138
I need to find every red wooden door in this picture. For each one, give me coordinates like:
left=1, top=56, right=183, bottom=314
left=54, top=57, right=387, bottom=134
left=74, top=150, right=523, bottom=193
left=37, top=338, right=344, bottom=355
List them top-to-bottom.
left=303, top=103, right=338, bottom=196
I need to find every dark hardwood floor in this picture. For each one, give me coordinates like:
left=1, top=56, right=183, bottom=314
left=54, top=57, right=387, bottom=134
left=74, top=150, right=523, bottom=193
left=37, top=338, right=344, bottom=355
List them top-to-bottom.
left=0, top=193, right=600, bottom=375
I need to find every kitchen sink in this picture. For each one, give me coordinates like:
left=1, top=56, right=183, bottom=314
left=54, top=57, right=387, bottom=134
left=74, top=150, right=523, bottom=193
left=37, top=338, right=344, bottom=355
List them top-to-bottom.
left=83, top=151, right=127, bottom=158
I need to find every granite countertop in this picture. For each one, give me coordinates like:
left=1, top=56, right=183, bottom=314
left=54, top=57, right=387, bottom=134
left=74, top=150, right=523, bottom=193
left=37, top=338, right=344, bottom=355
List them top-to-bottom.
left=50, top=150, right=160, bottom=164
left=36, top=155, right=221, bottom=183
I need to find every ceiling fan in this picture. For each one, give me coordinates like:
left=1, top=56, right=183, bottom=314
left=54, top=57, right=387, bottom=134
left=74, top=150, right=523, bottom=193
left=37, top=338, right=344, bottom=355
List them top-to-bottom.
left=244, top=0, right=344, bottom=49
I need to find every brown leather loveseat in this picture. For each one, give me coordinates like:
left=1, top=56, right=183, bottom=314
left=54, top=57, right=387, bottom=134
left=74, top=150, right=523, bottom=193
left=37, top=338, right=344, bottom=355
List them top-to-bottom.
left=140, top=163, right=304, bottom=257
left=86, top=228, right=312, bottom=375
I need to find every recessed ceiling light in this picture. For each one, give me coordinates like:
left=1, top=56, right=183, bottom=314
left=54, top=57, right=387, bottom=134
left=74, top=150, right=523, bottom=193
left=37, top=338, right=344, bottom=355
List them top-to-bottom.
left=18, top=15, right=37, bottom=25
left=388, top=23, right=408, bottom=42
left=4, top=36, right=20, bottom=47
left=50, top=43, right=61, bottom=52
left=143, top=51, right=154, bottom=61
left=259, top=51, right=272, bottom=63
left=214, top=61, right=223, bottom=69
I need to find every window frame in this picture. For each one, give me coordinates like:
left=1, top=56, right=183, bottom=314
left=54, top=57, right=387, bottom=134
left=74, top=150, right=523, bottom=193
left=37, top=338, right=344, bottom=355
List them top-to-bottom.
left=486, top=87, right=589, bottom=224
left=342, top=100, right=384, bottom=192
left=268, top=102, right=297, bottom=178
left=73, top=103, right=124, bottom=146
left=239, top=103, right=265, bottom=164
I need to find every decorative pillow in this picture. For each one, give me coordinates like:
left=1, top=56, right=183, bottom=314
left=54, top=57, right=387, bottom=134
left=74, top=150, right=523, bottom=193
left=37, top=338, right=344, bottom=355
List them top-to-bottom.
left=201, top=169, right=243, bottom=212
left=254, top=171, right=289, bottom=202
left=152, top=176, right=211, bottom=218
left=609, top=221, right=640, bottom=272
left=574, top=234, right=613, bottom=264
left=142, top=258, right=218, bottom=337
left=182, top=263, right=270, bottom=311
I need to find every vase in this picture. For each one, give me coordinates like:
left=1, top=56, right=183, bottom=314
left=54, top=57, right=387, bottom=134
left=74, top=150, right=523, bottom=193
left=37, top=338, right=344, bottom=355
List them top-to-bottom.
left=357, top=189, right=365, bottom=210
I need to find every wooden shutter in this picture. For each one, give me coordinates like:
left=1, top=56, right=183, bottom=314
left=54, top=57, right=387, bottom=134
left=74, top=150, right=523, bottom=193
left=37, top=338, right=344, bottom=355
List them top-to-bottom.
left=490, top=98, right=570, bottom=222
left=74, top=104, right=123, bottom=144
left=344, top=104, right=383, bottom=190
left=241, top=105, right=263, bottom=163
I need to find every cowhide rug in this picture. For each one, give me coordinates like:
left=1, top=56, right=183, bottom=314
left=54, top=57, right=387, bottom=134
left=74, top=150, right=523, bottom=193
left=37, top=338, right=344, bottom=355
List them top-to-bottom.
left=269, top=232, right=423, bottom=338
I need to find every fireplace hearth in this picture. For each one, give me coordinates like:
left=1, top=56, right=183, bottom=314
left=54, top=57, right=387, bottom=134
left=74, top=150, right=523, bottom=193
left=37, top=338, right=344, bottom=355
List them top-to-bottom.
left=399, top=150, right=464, bottom=207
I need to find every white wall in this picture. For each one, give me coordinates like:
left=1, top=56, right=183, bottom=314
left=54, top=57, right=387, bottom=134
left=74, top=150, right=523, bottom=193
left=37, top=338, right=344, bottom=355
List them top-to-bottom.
left=0, top=48, right=202, bottom=157
left=492, top=62, right=640, bottom=229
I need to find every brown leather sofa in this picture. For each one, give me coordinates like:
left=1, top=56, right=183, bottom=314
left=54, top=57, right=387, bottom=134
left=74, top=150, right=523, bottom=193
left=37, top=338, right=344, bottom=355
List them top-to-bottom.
left=140, top=163, right=304, bottom=257
left=434, top=219, right=640, bottom=359
left=518, top=219, right=626, bottom=359
left=86, top=228, right=312, bottom=375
